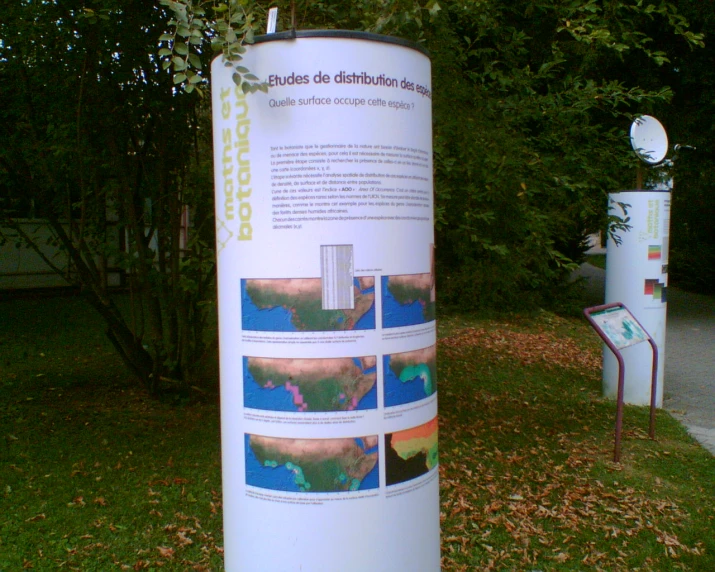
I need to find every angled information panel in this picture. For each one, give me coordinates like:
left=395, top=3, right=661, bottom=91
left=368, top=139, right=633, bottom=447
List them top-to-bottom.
left=584, top=302, right=658, bottom=462
left=588, top=306, right=649, bottom=350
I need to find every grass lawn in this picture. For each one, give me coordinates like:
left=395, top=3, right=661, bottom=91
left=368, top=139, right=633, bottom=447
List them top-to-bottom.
left=586, top=253, right=607, bottom=270
left=1, top=295, right=713, bottom=571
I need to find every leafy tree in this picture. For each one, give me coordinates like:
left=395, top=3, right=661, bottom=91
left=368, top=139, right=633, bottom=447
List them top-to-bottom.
left=0, top=0, right=217, bottom=395
left=1, top=0, right=705, bottom=396
left=160, top=0, right=702, bottom=309
left=566, top=0, right=715, bottom=294
left=653, top=0, right=715, bottom=294
left=419, top=1, right=702, bottom=308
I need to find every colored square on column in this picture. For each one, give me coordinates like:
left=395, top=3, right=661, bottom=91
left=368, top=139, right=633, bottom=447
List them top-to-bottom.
left=648, top=245, right=662, bottom=260
left=644, top=278, right=667, bottom=302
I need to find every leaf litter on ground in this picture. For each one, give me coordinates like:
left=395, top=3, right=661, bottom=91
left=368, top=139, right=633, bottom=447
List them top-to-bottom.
left=2, top=299, right=713, bottom=571
left=437, top=312, right=712, bottom=571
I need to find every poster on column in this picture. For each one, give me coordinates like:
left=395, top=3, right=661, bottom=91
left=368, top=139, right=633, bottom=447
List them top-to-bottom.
left=212, top=31, right=439, bottom=572
left=604, top=190, right=670, bottom=406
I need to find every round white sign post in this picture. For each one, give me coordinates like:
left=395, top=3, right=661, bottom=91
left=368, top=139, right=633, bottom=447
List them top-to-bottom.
left=211, top=31, right=439, bottom=571
left=630, top=115, right=669, bottom=166
left=604, top=116, right=670, bottom=406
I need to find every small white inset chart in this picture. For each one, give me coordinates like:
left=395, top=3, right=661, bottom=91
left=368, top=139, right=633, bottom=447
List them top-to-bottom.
left=321, top=244, right=354, bottom=310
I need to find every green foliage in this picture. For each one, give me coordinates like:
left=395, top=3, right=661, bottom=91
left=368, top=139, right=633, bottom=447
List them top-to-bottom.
left=2, top=0, right=709, bottom=393
left=153, top=0, right=704, bottom=309
left=158, top=0, right=269, bottom=95
left=0, top=1, right=218, bottom=394
left=416, top=1, right=700, bottom=308
left=654, top=1, right=715, bottom=294
left=585, top=253, right=606, bottom=270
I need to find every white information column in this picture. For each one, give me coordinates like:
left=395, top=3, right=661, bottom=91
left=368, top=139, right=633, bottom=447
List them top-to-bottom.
left=211, top=31, right=439, bottom=571
left=604, top=190, right=671, bottom=405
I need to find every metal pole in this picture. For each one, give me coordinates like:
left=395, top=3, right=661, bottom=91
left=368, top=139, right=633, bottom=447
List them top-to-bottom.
left=636, top=164, right=643, bottom=190
left=648, top=338, right=659, bottom=438
left=614, top=351, right=626, bottom=463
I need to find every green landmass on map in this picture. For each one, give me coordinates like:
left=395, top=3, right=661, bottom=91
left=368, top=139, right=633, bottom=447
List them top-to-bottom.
left=246, top=279, right=374, bottom=331
left=388, top=280, right=436, bottom=323
left=389, top=346, right=437, bottom=396
left=247, top=357, right=376, bottom=411
left=392, top=418, right=439, bottom=470
left=249, top=436, right=378, bottom=492
left=397, top=440, right=439, bottom=470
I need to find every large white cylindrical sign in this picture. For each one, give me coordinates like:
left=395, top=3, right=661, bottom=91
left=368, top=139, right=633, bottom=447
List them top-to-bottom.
left=211, top=31, right=438, bottom=571
left=604, top=190, right=671, bottom=405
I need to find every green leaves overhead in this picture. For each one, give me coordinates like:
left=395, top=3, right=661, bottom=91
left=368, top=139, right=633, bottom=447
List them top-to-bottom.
left=1, top=0, right=222, bottom=393
left=150, top=0, right=707, bottom=305
left=157, top=0, right=267, bottom=95
left=157, top=0, right=210, bottom=95
left=382, top=0, right=702, bottom=308
left=173, top=41, right=189, bottom=55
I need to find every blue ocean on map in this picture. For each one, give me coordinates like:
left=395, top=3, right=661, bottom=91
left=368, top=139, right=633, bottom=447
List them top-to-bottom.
left=381, top=276, right=426, bottom=328
left=353, top=278, right=376, bottom=329
left=240, top=279, right=375, bottom=331
left=241, top=281, right=297, bottom=332
left=354, top=309, right=375, bottom=330
left=383, top=355, right=430, bottom=407
left=243, top=357, right=378, bottom=411
left=354, top=357, right=378, bottom=410
left=243, top=359, right=297, bottom=412
left=245, top=434, right=379, bottom=492
left=245, top=435, right=303, bottom=492
left=354, top=437, right=379, bottom=489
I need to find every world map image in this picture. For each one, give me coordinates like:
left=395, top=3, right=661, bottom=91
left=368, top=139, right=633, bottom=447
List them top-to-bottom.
left=382, top=273, right=435, bottom=328
left=242, top=278, right=375, bottom=331
left=383, top=345, right=437, bottom=407
left=244, top=356, right=378, bottom=412
left=385, top=417, right=438, bottom=486
left=246, top=434, right=379, bottom=493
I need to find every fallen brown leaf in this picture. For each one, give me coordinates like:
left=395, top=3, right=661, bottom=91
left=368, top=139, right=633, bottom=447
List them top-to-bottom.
left=156, top=546, right=174, bottom=559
